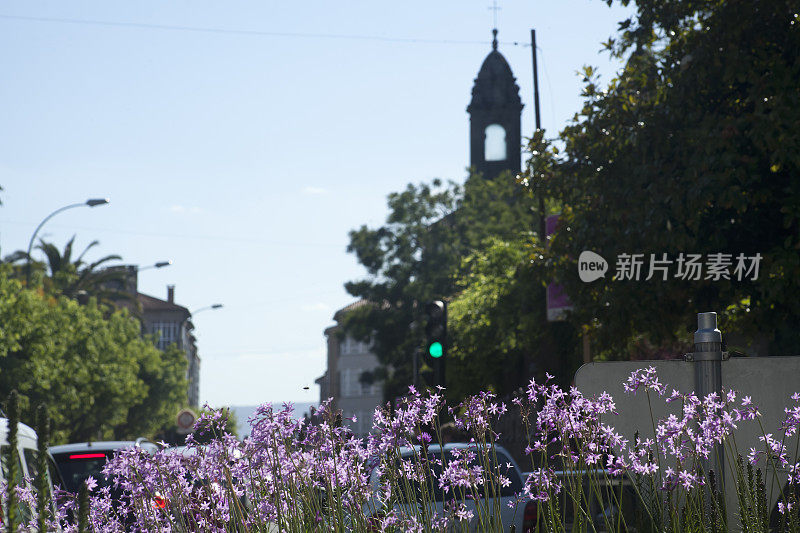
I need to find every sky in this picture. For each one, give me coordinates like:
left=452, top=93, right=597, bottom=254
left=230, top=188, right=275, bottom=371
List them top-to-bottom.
left=0, top=0, right=633, bottom=408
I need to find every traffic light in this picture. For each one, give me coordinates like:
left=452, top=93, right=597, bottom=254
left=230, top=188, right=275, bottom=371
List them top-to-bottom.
left=424, top=300, right=447, bottom=359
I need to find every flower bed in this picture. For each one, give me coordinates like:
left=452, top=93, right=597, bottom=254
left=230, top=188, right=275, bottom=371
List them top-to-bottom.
left=4, top=368, right=800, bottom=532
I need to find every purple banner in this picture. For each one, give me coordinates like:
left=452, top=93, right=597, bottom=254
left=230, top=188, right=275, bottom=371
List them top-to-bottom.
left=546, top=214, right=573, bottom=321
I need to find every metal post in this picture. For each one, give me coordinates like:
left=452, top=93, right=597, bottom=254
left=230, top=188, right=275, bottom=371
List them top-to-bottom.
left=530, top=29, right=545, bottom=243
left=530, top=29, right=541, bottom=132
left=687, top=312, right=726, bottom=484
left=413, top=348, right=419, bottom=389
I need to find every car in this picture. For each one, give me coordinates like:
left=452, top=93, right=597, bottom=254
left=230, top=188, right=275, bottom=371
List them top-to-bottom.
left=1, top=416, right=57, bottom=526
left=48, top=438, right=160, bottom=494
left=366, top=442, right=528, bottom=532
left=133, top=444, right=253, bottom=531
left=543, top=469, right=641, bottom=533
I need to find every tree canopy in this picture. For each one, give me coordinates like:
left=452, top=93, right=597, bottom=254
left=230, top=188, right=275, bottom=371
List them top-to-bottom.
left=344, top=0, right=799, bottom=404
left=539, top=0, right=800, bottom=356
left=344, top=173, right=556, bottom=401
left=34, top=236, right=127, bottom=303
left=0, top=267, right=187, bottom=443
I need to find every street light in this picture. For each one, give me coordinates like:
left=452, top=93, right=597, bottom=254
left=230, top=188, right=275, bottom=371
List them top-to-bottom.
left=25, top=198, right=110, bottom=284
left=137, top=260, right=173, bottom=271
left=180, top=304, right=223, bottom=348
left=192, top=304, right=224, bottom=314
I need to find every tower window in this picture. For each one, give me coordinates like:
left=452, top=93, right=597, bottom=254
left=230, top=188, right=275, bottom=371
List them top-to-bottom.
left=484, top=124, right=507, bottom=161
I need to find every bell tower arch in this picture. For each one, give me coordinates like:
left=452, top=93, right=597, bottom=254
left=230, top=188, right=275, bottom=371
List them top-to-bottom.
left=467, top=29, right=523, bottom=179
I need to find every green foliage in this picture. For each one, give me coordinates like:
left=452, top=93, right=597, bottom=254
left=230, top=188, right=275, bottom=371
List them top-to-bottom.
left=346, top=0, right=800, bottom=403
left=530, top=0, right=800, bottom=355
left=345, top=172, right=551, bottom=401
left=344, top=179, right=462, bottom=400
left=32, top=236, right=132, bottom=307
left=449, top=236, right=537, bottom=398
left=0, top=266, right=187, bottom=443
left=118, top=343, right=190, bottom=439
left=3, top=391, right=20, bottom=532
left=35, top=404, right=51, bottom=532
left=191, top=406, right=239, bottom=444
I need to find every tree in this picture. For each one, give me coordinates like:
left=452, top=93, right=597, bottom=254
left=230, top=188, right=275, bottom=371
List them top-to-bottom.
left=533, top=0, right=800, bottom=356
left=344, top=172, right=544, bottom=401
left=344, top=179, right=462, bottom=400
left=445, top=231, right=582, bottom=400
left=31, top=236, right=131, bottom=306
left=446, top=236, right=538, bottom=399
left=0, top=266, right=187, bottom=443
left=116, top=343, right=190, bottom=440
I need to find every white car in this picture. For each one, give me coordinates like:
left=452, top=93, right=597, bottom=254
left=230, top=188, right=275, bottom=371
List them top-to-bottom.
left=1, top=417, right=57, bottom=525
left=367, top=442, right=532, bottom=532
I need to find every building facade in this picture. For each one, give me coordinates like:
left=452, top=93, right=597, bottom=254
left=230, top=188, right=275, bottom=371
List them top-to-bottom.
left=104, top=266, right=201, bottom=408
left=138, top=285, right=201, bottom=408
left=315, top=301, right=383, bottom=438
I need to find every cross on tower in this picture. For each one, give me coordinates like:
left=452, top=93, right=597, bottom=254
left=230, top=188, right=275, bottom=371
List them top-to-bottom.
left=488, top=0, right=501, bottom=29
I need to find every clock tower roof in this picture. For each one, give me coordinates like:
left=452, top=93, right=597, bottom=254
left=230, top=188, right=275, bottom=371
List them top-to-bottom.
left=466, top=29, right=524, bottom=178
left=467, top=29, right=523, bottom=113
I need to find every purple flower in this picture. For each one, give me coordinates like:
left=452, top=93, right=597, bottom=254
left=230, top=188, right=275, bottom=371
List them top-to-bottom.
left=624, top=366, right=667, bottom=396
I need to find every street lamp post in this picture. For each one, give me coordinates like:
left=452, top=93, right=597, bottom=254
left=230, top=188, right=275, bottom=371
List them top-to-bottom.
left=25, top=198, right=110, bottom=285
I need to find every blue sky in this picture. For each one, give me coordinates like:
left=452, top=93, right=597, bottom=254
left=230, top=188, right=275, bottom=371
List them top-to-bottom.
left=0, top=0, right=632, bottom=407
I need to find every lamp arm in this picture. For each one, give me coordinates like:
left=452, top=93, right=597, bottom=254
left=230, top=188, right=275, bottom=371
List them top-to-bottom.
left=25, top=203, right=85, bottom=284
left=26, top=203, right=85, bottom=261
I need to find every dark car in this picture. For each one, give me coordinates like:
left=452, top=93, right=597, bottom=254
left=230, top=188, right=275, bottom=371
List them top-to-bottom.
left=49, top=438, right=160, bottom=493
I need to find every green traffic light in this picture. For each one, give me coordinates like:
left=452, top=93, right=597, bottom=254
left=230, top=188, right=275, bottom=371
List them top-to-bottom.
left=428, top=341, right=443, bottom=358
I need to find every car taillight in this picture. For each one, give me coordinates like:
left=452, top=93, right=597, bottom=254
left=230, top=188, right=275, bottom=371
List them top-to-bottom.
left=69, top=453, right=106, bottom=459
left=153, top=494, right=168, bottom=510
left=522, top=500, right=538, bottom=532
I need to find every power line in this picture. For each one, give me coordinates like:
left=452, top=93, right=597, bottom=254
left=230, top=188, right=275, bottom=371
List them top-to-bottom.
left=0, top=14, right=530, bottom=46
left=536, top=45, right=558, bottom=132
left=0, top=218, right=346, bottom=248
left=202, top=346, right=323, bottom=357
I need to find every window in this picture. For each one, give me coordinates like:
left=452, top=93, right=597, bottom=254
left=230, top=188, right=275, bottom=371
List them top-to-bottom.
left=484, top=124, right=507, bottom=161
left=150, top=322, right=180, bottom=350
left=341, top=336, right=371, bottom=356
left=340, top=337, right=353, bottom=355
left=339, top=369, right=380, bottom=398
left=340, top=369, right=359, bottom=398
left=360, top=378, right=380, bottom=397
left=0, top=445, right=24, bottom=484
left=1, top=445, right=32, bottom=521
left=23, top=449, right=39, bottom=479
left=49, top=452, right=113, bottom=493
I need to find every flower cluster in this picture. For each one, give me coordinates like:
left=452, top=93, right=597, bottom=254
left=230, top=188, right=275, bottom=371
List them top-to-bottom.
left=623, top=365, right=667, bottom=396
left=3, top=369, right=800, bottom=531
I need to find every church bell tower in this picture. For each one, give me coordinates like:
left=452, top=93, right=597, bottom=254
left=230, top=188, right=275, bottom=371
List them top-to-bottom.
left=467, top=29, right=524, bottom=179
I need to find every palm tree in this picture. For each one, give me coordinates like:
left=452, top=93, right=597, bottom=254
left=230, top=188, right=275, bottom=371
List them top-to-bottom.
left=33, top=236, right=132, bottom=306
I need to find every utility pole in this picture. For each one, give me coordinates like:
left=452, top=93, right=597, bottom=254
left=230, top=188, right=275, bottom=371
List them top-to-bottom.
left=530, top=28, right=553, bottom=376
left=531, top=29, right=545, bottom=242
left=531, top=30, right=542, bottom=131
